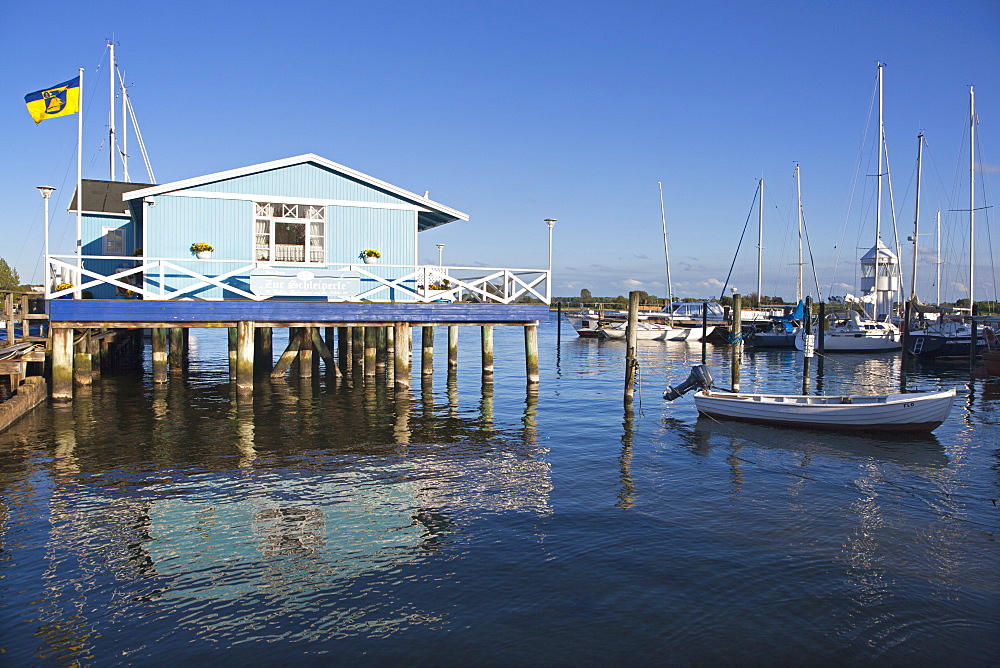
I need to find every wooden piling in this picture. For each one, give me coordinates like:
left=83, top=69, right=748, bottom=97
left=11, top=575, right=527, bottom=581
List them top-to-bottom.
left=624, top=291, right=639, bottom=405
left=731, top=293, right=742, bottom=392
left=236, top=320, right=255, bottom=396
left=394, top=322, right=411, bottom=388
left=524, top=324, right=539, bottom=385
left=448, top=325, right=459, bottom=371
left=481, top=325, right=494, bottom=377
left=338, top=326, right=350, bottom=373
left=352, top=326, right=365, bottom=372
left=422, top=326, right=434, bottom=376
left=51, top=327, right=74, bottom=401
left=169, top=327, right=185, bottom=369
left=228, top=327, right=238, bottom=380
left=256, top=327, right=273, bottom=373
left=299, top=327, right=314, bottom=378
left=364, top=327, right=377, bottom=377
left=152, top=328, right=168, bottom=384
left=271, top=328, right=303, bottom=378
left=311, top=328, right=339, bottom=376
left=88, top=331, right=101, bottom=380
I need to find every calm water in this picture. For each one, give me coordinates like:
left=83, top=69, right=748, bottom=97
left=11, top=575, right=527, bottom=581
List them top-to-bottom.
left=1, top=317, right=997, bottom=665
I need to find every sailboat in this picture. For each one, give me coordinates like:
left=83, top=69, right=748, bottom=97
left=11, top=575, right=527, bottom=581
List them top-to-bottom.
left=798, top=63, right=901, bottom=353
left=907, top=86, right=990, bottom=360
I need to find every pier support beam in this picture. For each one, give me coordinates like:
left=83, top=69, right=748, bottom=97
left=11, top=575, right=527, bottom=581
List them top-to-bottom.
left=236, top=320, right=255, bottom=397
left=394, top=322, right=411, bottom=388
left=524, top=324, right=539, bottom=385
left=481, top=325, right=494, bottom=378
left=422, top=326, right=434, bottom=376
left=448, top=326, right=459, bottom=371
left=51, top=327, right=74, bottom=401
left=169, top=327, right=185, bottom=369
left=228, top=327, right=237, bottom=381
left=255, top=327, right=273, bottom=374
left=299, top=327, right=314, bottom=378
left=338, top=327, right=350, bottom=373
left=352, top=327, right=365, bottom=372
left=364, top=327, right=377, bottom=377
left=152, top=328, right=168, bottom=384
left=74, top=329, right=92, bottom=387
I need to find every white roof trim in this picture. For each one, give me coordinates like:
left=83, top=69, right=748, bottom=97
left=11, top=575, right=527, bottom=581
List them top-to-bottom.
left=122, top=153, right=469, bottom=221
left=156, top=189, right=434, bottom=212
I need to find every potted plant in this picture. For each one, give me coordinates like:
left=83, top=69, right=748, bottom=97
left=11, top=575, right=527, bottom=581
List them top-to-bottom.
left=191, top=242, right=214, bottom=259
left=360, top=249, right=381, bottom=264
left=54, top=283, right=74, bottom=299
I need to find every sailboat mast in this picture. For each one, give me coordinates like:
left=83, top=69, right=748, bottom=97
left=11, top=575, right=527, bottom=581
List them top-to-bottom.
left=109, top=42, right=116, bottom=181
left=876, top=62, right=884, bottom=245
left=121, top=71, right=129, bottom=182
left=969, top=85, right=976, bottom=311
left=910, top=133, right=923, bottom=302
left=795, top=163, right=803, bottom=303
left=757, top=178, right=763, bottom=305
left=658, top=182, right=673, bottom=308
left=936, top=210, right=941, bottom=306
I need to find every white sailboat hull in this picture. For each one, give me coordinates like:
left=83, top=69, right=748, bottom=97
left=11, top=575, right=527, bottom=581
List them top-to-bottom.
left=693, top=388, right=954, bottom=432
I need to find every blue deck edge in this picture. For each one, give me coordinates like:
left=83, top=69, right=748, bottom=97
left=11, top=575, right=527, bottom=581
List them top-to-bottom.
left=48, top=300, right=549, bottom=325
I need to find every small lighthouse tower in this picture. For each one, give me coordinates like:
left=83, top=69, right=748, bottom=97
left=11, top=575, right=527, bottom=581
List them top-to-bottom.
left=860, top=239, right=899, bottom=320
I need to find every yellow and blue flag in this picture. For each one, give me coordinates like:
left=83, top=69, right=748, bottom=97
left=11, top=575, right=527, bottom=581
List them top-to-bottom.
left=24, top=76, right=81, bottom=124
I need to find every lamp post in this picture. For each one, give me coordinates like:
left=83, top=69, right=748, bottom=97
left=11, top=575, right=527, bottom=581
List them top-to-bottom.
left=37, top=186, right=56, bottom=287
left=545, top=219, right=557, bottom=302
left=436, top=243, right=445, bottom=266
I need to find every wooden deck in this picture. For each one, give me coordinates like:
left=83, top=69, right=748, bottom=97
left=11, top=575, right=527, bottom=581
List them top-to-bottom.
left=47, top=300, right=549, bottom=327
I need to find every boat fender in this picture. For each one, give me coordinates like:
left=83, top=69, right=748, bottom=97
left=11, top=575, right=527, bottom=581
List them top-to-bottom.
left=664, top=364, right=714, bottom=401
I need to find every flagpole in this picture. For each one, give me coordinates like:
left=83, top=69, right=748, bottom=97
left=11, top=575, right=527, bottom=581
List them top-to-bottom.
left=76, top=67, right=84, bottom=297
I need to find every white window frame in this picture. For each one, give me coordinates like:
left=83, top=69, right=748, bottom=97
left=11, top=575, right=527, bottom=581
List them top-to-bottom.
left=254, top=202, right=326, bottom=264
left=102, top=226, right=125, bottom=255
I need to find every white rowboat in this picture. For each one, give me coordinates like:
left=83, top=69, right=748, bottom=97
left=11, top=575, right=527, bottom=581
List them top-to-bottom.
left=664, top=365, right=955, bottom=433
left=693, top=388, right=955, bottom=432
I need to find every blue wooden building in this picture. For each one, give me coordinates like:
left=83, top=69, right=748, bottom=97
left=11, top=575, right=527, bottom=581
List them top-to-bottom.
left=45, top=154, right=551, bottom=400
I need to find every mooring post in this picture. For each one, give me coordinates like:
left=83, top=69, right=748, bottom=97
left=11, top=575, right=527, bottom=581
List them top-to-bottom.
left=624, top=291, right=639, bottom=405
left=731, top=293, right=742, bottom=392
left=802, top=296, right=813, bottom=394
left=901, top=301, right=910, bottom=391
left=556, top=302, right=562, bottom=340
left=701, top=302, right=708, bottom=364
left=236, top=320, right=255, bottom=396
left=394, top=322, right=411, bottom=388
left=524, top=324, right=540, bottom=385
left=448, top=325, right=459, bottom=371
left=481, top=325, right=494, bottom=378
left=422, top=326, right=434, bottom=376
left=51, top=327, right=74, bottom=401
left=168, top=327, right=184, bottom=369
left=228, top=327, right=237, bottom=381
left=152, top=328, right=168, bottom=384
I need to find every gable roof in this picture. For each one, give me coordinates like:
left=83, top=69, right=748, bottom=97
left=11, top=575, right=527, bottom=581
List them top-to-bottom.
left=122, top=154, right=469, bottom=230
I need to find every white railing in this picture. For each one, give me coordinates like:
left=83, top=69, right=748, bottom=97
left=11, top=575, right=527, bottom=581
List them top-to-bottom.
left=45, top=255, right=551, bottom=304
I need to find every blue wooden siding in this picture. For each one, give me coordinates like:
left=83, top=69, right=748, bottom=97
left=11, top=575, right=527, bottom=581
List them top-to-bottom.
left=187, top=163, right=410, bottom=205
left=147, top=196, right=251, bottom=260
left=81, top=213, right=134, bottom=299
left=49, top=300, right=549, bottom=325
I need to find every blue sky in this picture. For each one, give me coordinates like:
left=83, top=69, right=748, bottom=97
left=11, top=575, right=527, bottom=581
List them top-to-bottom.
left=2, top=0, right=998, bottom=302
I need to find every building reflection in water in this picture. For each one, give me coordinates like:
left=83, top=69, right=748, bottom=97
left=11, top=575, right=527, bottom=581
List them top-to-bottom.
left=9, top=372, right=555, bottom=655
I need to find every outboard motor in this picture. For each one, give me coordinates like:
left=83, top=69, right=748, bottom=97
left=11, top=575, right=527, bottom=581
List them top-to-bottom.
left=663, top=364, right=714, bottom=401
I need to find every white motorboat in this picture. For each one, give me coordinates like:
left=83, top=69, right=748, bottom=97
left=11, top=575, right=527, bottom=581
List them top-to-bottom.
left=795, top=309, right=901, bottom=352
left=598, top=321, right=715, bottom=341
left=664, top=365, right=955, bottom=433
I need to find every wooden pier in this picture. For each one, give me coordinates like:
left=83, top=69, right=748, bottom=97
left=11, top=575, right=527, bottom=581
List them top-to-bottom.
left=45, top=300, right=548, bottom=402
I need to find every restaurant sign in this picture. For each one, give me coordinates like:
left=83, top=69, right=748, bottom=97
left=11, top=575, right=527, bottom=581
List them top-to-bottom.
left=249, top=269, right=361, bottom=298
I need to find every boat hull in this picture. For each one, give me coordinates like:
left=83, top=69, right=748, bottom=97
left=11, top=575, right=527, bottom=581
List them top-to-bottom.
left=693, top=388, right=955, bottom=432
